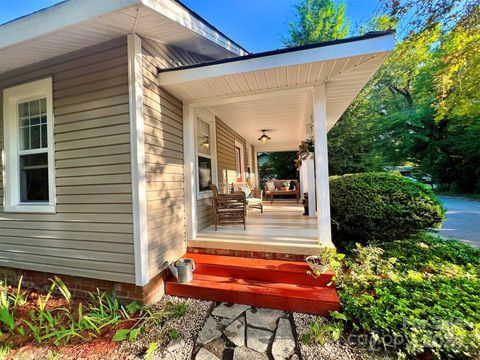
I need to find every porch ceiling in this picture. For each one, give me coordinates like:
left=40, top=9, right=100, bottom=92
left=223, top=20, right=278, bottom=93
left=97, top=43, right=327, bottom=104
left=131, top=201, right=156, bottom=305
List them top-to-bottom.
left=0, top=0, right=247, bottom=75
left=159, top=31, right=394, bottom=150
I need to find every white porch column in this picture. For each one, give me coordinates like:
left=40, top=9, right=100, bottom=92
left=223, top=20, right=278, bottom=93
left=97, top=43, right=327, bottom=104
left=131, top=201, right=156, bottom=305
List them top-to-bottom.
left=313, top=84, right=334, bottom=248
left=183, top=104, right=197, bottom=240
left=305, top=158, right=316, bottom=218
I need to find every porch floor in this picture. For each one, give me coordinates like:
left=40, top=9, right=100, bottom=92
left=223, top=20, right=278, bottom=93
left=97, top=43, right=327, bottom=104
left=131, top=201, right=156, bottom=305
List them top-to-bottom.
left=189, top=202, right=319, bottom=256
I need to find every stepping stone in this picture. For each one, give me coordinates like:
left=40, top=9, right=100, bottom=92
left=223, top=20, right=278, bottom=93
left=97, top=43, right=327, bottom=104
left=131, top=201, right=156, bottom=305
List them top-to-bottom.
left=211, top=303, right=250, bottom=319
left=246, top=308, right=284, bottom=331
left=197, top=316, right=222, bottom=345
left=224, top=317, right=245, bottom=347
left=272, top=318, right=296, bottom=360
left=246, top=327, right=272, bottom=353
left=205, top=337, right=227, bottom=359
left=165, top=338, right=186, bottom=353
left=233, top=346, right=269, bottom=360
left=196, top=347, right=220, bottom=360
left=290, top=355, right=300, bottom=360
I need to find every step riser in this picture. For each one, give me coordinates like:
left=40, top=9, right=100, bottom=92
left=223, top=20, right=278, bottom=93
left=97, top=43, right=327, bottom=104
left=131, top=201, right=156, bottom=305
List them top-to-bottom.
left=194, top=264, right=333, bottom=287
left=166, top=283, right=340, bottom=316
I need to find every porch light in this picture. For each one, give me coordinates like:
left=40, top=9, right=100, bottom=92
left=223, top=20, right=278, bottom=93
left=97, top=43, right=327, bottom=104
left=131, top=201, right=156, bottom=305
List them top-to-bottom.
left=258, top=130, right=271, bottom=144
left=201, top=136, right=209, bottom=149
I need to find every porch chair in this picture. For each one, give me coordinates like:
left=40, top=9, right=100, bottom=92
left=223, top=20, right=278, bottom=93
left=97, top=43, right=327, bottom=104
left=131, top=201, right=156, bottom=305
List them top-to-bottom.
left=231, top=182, right=263, bottom=213
left=210, top=184, right=247, bottom=231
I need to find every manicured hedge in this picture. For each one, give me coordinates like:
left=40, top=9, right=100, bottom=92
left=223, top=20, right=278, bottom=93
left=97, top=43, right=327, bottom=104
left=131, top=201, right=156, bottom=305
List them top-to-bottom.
left=329, top=172, right=445, bottom=244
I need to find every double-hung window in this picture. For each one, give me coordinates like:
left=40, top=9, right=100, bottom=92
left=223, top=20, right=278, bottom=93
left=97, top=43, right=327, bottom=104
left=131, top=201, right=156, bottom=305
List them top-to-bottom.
left=3, top=78, right=55, bottom=213
left=195, top=111, right=217, bottom=199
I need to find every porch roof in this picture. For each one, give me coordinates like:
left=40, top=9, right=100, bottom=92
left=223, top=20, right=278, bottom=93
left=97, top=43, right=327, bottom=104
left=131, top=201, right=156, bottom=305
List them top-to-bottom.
left=0, top=0, right=248, bottom=75
left=158, top=31, right=395, bottom=151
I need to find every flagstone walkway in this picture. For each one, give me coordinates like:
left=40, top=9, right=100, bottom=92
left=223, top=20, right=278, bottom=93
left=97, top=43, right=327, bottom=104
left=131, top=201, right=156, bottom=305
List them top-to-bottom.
left=193, top=302, right=300, bottom=360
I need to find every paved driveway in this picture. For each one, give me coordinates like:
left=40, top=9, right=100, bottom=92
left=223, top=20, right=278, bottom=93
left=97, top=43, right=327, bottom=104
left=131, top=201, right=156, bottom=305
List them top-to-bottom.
left=437, top=196, right=480, bottom=247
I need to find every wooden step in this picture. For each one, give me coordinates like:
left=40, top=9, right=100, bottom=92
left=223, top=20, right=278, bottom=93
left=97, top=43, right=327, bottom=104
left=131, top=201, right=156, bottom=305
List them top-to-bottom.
left=165, top=253, right=340, bottom=316
left=186, top=253, right=334, bottom=287
left=166, top=273, right=340, bottom=316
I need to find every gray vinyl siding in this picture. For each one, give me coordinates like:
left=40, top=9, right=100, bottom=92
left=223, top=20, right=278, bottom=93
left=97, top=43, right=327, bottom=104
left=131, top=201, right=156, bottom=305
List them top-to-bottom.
left=0, top=37, right=135, bottom=283
left=140, top=37, right=211, bottom=279
left=196, top=117, right=248, bottom=232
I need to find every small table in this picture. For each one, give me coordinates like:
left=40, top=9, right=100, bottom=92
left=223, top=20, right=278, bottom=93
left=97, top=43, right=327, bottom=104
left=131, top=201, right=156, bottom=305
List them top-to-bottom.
left=267, top=190, right=299, bottom=204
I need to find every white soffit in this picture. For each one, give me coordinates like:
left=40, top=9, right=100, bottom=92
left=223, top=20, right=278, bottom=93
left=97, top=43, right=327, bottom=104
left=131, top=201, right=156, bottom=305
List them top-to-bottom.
left=0, top=0, right=247, bottom=75
left=159, top=32, right=394, bottom=129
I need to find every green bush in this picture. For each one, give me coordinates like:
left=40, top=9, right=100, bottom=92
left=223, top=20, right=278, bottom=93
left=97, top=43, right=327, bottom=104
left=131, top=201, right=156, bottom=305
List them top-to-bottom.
left=329, top=172, right=445, bottom=244
left=332, top=234, right=480, bottom=359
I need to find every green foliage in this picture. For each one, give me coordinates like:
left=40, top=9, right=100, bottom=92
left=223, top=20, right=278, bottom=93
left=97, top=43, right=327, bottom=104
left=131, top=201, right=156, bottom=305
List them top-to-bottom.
left=283, top=0, right=350, bottom=47
left=325, top=1, right=480, bottom=194
left=259, top=151, right=298, bottom=189
left=329, top=172, right=445, bottom=244
left=332, top=235, right=480, bottom=359
left=0, top=276, right=188, bottom=349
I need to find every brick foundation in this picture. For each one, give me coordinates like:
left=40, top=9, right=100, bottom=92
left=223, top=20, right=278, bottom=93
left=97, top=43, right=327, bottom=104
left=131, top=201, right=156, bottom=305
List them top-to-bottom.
left=187, top=247, right=307, bottom=262
left=0, top=267, right=167, bottom=304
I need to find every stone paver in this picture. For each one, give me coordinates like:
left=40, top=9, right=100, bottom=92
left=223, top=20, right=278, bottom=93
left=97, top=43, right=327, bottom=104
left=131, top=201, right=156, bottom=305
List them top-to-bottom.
left=211, top=302, right=251, bottom=319
left=194, top=303, right=300, bottom=360
left=246, top=308, right=284, bottom=331
left=197, top=316, right=222, bottom=345
left=224, top=317, right=245, bottom=347
left=272, top=318, right=296, bottom=360
left=246, top=327, right=273, bottom=353
left=233, top=346, right=269, bottom=360
left=195, top=347, right=220, bottom=360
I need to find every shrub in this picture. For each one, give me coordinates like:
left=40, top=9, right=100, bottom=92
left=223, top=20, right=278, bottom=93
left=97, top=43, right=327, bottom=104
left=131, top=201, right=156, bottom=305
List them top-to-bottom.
left=329, top=172, right=445, bottom=245
left=305, top=234, right=480, bottom=359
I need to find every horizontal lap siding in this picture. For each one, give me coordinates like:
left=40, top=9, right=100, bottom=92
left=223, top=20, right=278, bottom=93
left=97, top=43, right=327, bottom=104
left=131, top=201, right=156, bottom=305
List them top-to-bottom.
left=0, top=37, right=135, bottom=283
left=141, top=37, right=210, bottom=279
left=216, top=118, right=248, bottom=194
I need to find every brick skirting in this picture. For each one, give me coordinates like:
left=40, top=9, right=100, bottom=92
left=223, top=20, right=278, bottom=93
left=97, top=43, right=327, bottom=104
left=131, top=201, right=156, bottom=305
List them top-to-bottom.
left=187, top=247, right=308, bottom=262
left=0, top=267, right=167, bottom=304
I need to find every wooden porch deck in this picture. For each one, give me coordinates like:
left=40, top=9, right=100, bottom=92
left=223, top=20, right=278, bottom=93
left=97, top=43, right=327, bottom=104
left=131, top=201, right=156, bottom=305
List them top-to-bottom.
left=189, top=202, right=319, bottom=256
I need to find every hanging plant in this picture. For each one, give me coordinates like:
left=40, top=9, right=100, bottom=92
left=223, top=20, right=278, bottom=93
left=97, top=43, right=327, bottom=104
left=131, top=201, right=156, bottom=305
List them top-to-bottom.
left=295, top=137, right=315, bottom=168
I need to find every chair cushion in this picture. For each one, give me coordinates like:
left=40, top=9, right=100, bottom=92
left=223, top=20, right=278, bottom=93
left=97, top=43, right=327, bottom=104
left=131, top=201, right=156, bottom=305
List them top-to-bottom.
left=266, top=181, right=276, bottom=192
left=233, top=182, right=252, bottom=198
left=247, top=198, right=262, bottom=204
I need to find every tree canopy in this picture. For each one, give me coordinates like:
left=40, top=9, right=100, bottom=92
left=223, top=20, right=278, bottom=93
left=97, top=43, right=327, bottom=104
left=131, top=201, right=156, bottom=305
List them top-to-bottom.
left=283, top=0, right=350, bottom=47
left=286, top=0, right=480, bottom=193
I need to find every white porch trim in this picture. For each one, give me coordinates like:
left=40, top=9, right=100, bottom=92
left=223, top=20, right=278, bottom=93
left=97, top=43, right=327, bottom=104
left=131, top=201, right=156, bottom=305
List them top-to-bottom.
left=128, top=33, right=150, bottom=286
left=313, top=84, right=334, bottom=248
left=183, top=104, right=197, bottom=240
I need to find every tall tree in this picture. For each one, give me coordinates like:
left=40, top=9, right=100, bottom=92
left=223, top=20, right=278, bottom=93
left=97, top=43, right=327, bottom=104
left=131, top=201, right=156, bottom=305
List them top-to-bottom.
left=283, top=0, right=350, bottom=47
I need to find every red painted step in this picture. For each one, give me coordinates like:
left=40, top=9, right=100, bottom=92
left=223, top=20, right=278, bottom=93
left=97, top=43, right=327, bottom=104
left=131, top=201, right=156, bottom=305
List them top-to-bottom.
left=165, top=253, right=340, bottom=316
left=188, top=253, right=334, bottom=287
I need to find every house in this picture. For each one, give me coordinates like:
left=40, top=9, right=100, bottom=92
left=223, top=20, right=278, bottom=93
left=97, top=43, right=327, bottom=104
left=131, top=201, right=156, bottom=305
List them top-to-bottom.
left=0, top=0, right=394, bottom=307
left=257, top=152, right=270, bottom=167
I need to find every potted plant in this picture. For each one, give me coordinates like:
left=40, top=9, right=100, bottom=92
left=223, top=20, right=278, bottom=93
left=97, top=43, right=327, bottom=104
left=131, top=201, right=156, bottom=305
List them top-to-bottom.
left=295, top=137, right=315, bottom=168
left=282, top=181, right=290, bottom=190
left=306, top=247, right=344, bottom=278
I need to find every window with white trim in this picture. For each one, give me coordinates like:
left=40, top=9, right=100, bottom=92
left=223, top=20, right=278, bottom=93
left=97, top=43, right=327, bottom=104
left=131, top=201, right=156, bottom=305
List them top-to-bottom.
left=3, top=78, right=55, bottom=213
left=195, top=112, right=217, bottom=199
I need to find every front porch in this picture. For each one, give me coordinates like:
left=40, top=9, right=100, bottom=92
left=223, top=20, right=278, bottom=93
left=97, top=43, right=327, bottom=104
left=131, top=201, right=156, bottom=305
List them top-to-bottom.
left=190, top=202, right=318, bottom=256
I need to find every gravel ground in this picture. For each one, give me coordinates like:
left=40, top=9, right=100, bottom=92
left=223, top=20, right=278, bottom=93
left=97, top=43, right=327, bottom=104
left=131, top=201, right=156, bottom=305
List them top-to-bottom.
left=117, top=295, right=214, bottom=360
left=293, top=313, right=395, bottom=360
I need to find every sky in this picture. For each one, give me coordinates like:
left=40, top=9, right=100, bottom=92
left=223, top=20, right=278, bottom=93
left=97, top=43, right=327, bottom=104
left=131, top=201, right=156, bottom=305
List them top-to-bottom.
left=0, top=0, right=381, bottom=53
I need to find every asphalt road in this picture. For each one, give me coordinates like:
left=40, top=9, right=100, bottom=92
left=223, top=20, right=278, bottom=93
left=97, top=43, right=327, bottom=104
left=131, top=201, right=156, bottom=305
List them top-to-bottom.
left=437, top=196, right=480, bottom=247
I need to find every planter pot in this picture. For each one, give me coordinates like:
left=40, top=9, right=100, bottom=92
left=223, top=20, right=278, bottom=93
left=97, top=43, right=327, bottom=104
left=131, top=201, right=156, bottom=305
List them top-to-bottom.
left=306, top=256, right=330, bottom=275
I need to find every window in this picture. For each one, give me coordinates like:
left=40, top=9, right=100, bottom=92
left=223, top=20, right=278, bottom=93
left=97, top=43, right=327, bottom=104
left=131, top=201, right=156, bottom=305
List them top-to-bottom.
left=3, top=78, right=55, bottom=213
left=195, top=112, right=217, bottom=198
left=234, top=139, right=245, bottom=182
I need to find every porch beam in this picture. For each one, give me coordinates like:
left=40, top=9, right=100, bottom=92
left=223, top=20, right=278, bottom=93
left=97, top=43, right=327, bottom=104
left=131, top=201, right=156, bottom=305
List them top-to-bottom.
left=313, top=84, right=334, bottom=248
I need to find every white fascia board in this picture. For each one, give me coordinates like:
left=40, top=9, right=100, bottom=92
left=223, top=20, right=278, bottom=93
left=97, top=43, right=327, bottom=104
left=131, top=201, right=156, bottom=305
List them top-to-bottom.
left=0, top=0, right=141, bottom=50
left=141, top=0, right=247, bottom=56
left=159, top=34, right=395, bottom=86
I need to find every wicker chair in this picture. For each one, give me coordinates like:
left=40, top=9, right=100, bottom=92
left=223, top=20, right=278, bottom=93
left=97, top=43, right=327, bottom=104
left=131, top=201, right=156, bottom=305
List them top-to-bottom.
left=210, top=184, right=247, bottom=230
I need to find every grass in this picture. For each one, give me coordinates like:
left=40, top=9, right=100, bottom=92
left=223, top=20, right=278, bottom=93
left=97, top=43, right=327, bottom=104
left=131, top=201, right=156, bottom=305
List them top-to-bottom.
left=435, top=190, right=480, bottom=200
